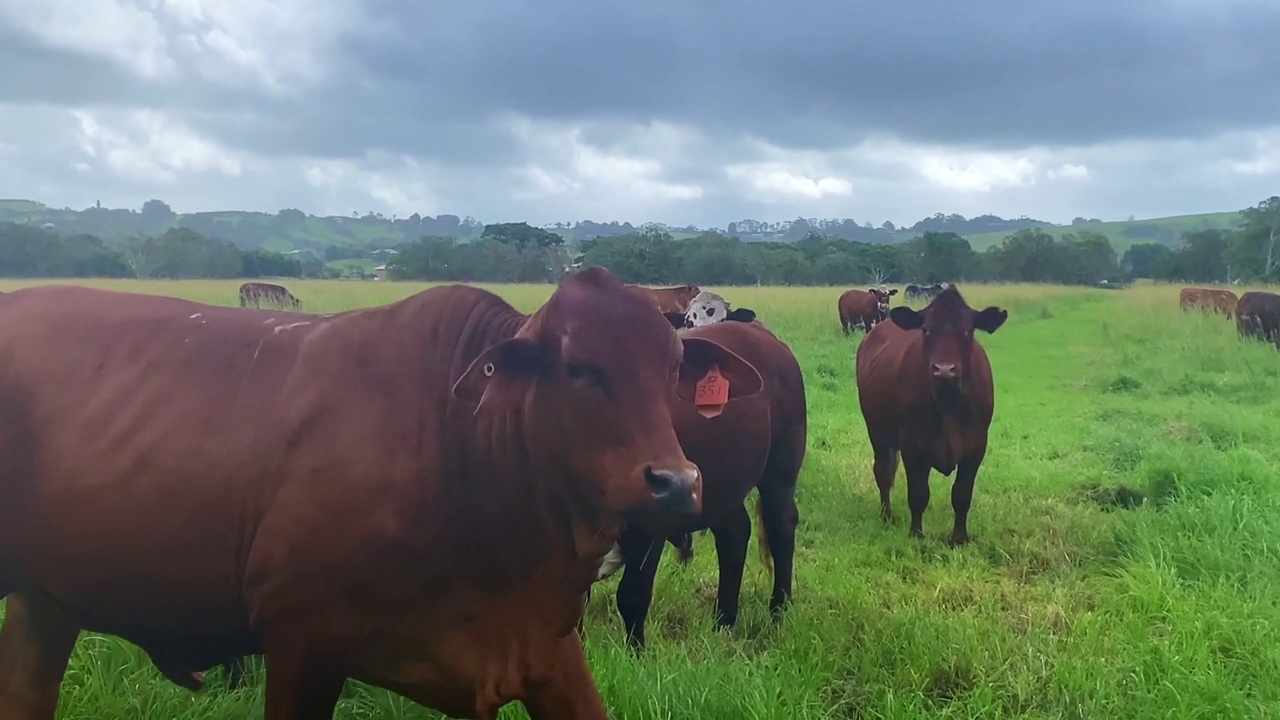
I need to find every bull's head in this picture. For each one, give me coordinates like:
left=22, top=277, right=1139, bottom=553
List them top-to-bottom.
left=451, top=267, right=763, bottom=543
left=888, top=286, right=1006, bottom=392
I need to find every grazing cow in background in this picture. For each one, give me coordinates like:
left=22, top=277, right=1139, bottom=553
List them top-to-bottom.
left=0, top=267, right=765, bottom=720
left=238, top=281, right=302, bottom=309
left=905, top=283, right=948, bottom=302
left=625, top=284, right=702, bottom=327
left=856, top=285, right=1008, bottom=546
left=838, top=287, right=898, bottom=334
left=1179, top=287, right=1239, bottom=317
left=1236, top=290, right=1280, bottom=346
left=683, top=291, right=757, bottom=328
left=594, top=309, right=806, bottom=652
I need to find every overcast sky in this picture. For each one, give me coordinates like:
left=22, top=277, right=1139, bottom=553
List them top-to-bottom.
left=1, top=1, right=1278, bottom=228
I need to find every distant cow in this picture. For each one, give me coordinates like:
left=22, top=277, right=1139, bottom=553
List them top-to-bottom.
left=0, top=267, right=765, bottom=720
left=237, top=281, right=301, bottom=309
left=905, top=282, right=948, bottom=302
left=625, top=284, right=702, bottom=325
left=855, top=285, right=1008, bottom=546
left=838, top=287, right=898, bottom=335
left=1179, top=287, right=1238, bottom=317
left=683, top=291, right=756, bottom=328
left=1236, top=291, right=1280, bottom=346
left=594, top=307, right=805, bottom=652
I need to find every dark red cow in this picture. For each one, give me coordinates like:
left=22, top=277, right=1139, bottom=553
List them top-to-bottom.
left=0, top=267, right=764, bottom=720
left=855, top=285, right=1008, bottom=546
left=838, top=287, right=898, bottom=335
left=1236, top=290, right=1280, bottom=347
left=592, top=308, right=806, bottom=651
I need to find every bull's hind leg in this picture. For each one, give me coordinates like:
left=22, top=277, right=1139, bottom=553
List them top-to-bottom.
left=758, top=428, right=804, bottom=620
left=870, top=438, right=900, bottom=522
left=709, top=503, right=751, bottom=629
left=614, top=528, right=665, bottom=652
left=0, top=591, right=81, bottom=720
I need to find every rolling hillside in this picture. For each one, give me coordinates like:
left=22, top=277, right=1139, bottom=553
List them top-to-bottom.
left=0, top=198, right=1245, bottom=255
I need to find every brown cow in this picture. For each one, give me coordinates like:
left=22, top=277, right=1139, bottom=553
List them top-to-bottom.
left=0, top=267, right=764, bottom=720
left=239, top=281, right=302, bottom=309
left=625, top=284, right=702, bottom=325
left=855, top=285, right=1008, bottom=546
left=838, top=287, right=898, bottom=335
left=1178, top=287, right=1238, bottom=317
left=1236, top=290, right=1280, bottom=346
left=592, top=312, right=804, bottom=651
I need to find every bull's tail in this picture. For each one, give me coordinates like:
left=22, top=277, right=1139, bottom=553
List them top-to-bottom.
left=755, top=494, right=773, bottom=576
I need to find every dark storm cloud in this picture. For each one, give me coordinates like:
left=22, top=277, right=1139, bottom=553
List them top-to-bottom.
left=4, top=0, right=1279, bottom=165
left=316, top=0, right=1280, bottom=152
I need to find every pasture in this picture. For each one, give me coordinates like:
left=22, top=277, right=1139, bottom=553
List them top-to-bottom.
left=1, top=278, right=1278, bottom=719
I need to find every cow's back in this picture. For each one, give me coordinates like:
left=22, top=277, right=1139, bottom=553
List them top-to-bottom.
left=0, top=283, right=524, bottom=643
left=838, top=290, right=869, bottom=323
left=670, top=321, right=801, bottom=527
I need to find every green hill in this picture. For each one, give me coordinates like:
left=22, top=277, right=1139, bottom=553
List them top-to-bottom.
left=0, top=198, right=1247, bottom=256
left=959, top=211, right=1242, bottom=253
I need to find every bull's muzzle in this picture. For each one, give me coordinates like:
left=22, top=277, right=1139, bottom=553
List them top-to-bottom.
left=643, top=465, right=701, bottom=518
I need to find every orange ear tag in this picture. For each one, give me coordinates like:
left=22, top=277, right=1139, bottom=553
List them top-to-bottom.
left=694, top=364, right=730, bottom=418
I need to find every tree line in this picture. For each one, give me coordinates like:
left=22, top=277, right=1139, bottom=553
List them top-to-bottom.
left=0, top=196, right=1275, bottom=286
left=387, top=197, right=1278, bottom=286
left=0, top=223, right=322, bottom=280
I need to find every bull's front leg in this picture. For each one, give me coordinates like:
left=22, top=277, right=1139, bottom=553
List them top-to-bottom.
left=520, top=631, right=607, bottom=720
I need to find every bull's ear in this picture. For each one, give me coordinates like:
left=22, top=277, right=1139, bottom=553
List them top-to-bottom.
left=888, top=289, right=899, bottom=296
left=888, top=306, right=924, bottom=330
left=973, top=307, right=1008, bottom=334
left=727, top=308, right=756, bottom=323
left=662, top=311, right=689, bottom=330
left=451, top=337, right=549, bottom=413
left=676, top=337, right=763, bottom=407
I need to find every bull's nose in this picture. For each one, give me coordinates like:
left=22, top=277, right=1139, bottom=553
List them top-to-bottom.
left=930, top=362, right=958, bottom=380
left=643, top=466, right=700, bottom=514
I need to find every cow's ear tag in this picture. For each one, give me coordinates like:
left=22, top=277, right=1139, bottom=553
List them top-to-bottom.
left=694, top=364, right=730, bottom=418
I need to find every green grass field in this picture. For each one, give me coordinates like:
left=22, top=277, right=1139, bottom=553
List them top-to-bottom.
left=1, top=278, right=1278, bottom=719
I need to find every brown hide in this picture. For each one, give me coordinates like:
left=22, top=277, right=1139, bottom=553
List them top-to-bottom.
left=0, top=267, right=765, bottom=720
left=624, top=284, right=702, bottom=315
left=855, top=286, right=1007, bottom=546
left=1178, top=287, right=1238, bottom=317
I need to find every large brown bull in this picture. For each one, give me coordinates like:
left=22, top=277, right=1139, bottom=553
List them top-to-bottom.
left=0, top=267, right=764, bottom=720
left=855, top=286, right=1008, bottom=546
left=1178, top=287, right=1238, bottom=317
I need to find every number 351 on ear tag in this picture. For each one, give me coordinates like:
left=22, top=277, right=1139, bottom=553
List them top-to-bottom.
left=694, top=364, right=730, bottom=418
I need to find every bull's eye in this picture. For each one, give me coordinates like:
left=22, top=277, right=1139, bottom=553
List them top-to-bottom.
left=707, top=307, right=717, bottom=317
left=566, top=362, right=606, bottom=391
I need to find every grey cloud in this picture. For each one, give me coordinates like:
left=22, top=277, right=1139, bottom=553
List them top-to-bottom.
left=1, top=0, right=1280, bottom=226
left=327, top=0, right=1280, bottom=152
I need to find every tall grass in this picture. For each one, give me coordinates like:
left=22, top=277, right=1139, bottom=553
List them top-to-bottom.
left=1, top=279, right=1278, bottom=718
